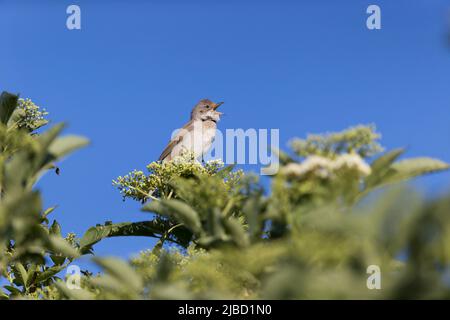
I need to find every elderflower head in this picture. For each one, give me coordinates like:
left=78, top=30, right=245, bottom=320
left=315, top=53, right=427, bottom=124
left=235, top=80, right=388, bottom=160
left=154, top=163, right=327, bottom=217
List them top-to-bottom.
left=16, top=98, right=49, bottom=131
left=172, top=150, right=198, bottom=165
left=113, top=151, right=230, bottom=202
left=281, top=153, right=372, bottom=180
left=331, top=153, right=372, bottom=177
left=281, top=156, right=333, bottom=179
left=204, top=159, right=225, bottom=174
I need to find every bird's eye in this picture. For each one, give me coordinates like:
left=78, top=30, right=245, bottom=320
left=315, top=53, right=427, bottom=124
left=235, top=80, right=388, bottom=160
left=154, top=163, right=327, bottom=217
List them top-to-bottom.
left=205, top=105, right=210, bottom=109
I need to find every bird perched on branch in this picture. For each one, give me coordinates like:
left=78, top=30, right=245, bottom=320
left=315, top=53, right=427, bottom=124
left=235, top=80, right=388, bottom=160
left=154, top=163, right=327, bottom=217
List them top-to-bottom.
left=158, top=99, right=224, bottom=162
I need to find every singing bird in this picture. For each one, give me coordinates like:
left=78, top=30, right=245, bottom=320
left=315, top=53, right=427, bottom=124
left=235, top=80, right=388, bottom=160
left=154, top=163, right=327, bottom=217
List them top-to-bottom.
left=158, top=99, right=224, bottom=162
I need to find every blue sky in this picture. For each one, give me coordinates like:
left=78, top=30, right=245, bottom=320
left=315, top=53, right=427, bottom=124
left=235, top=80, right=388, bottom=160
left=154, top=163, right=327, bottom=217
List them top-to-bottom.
left=1, top=0, right=449, bottom=262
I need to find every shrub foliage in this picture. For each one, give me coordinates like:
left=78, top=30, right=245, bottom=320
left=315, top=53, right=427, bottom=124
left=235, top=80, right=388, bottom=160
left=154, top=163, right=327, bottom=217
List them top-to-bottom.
left=1, top=90, right=449, bottom=299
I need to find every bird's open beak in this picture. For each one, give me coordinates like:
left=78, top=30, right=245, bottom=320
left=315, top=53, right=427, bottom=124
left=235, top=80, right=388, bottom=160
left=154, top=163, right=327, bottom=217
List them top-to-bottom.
left=213, top=102, right=224, bottom=110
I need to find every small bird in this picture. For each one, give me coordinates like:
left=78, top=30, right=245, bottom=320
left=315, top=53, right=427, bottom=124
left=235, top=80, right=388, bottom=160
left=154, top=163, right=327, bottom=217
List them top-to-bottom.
left=158, top=99, right=224, bottom=162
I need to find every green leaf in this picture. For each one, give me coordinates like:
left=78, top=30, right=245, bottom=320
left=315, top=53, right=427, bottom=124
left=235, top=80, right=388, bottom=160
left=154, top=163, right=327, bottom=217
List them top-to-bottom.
left=0, top=91, right=18, bottom=124
left=36, top=123, right=66, bottom=150
left=48, top=135, right=89, bottom=160
left=365, top=148, right=405, bottom=189
left=383, top=157, right=449, bottom=186
left=243, top=196, right=265, bottom=241
left=143, top=199, right=202, bottom=235
left=142, top=201, right=166, bottom=215
left=43, top=206, right=57, bottom=219
left=204, top=208, right=227, bottom=242
left=223, top=217, right=249, bottom=248
left=49, top=220, right=62, bottom=236
left=79, top=221, right=167, bottom=253
left=79, top=226, right=111, bottom=253
left=48, top=235, right=80, bottom=259
left=154, top=253, right=173, bottom=283
left=50, top=254, right=67, bottom=266
left=92, top=257, right=143, bottom=292
left=14, top=263, right=28, bottom=288
left=25, top=264, right=37, bottom=288
left=35, top=265, right=66, bottom=283
left=89, top=274, right=129, bottom=294
left=55, top=281, right=95, bottom=300
left=3, top=286, right=22, bottom=296
left=0, top=288, right=9, bottom=299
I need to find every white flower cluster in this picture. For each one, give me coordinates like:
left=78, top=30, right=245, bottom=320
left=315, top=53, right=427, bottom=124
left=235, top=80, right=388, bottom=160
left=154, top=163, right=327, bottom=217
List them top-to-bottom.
left=16, top=98, right=48, bottom=130
left=171, top=151, right=198, bottom=165
left=281, top=154, right=371, bottom=179
left=332, top=154, right=372, bottom=176
left=282, top=156, right=332, bottom=179
left=203, top=159, right=225, bottom=172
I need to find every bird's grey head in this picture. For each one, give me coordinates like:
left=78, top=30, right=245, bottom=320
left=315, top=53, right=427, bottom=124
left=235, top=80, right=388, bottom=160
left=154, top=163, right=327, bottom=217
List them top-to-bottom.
left=190, top=99, right=224, bottom=122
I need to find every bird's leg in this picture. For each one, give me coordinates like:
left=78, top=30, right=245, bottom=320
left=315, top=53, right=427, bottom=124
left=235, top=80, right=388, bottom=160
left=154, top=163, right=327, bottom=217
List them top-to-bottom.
left=201, top=154, right=205, bottom=164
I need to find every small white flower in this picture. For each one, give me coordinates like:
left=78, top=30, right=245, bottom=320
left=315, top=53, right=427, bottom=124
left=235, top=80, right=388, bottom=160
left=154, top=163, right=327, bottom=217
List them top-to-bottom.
left=172, top=151, right=199, bottom=165
left=331, top=154, right=372, bottom=176
left=282, top=156, right=333, bottom=179
left=206, top=159, right=224, bottom=167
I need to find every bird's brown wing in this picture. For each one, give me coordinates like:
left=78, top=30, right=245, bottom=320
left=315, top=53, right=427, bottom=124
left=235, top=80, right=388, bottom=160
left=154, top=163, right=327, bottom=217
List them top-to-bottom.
left=158, top=120, right=195, bottom=161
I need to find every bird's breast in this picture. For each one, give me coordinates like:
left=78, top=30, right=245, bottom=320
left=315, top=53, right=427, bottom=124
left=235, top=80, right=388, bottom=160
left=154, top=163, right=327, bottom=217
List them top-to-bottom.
left=178, top=121, right=217, bottom=158
left=200, top=122, right=217, bottom=144
left=193, top=123, right=216, bottom=149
